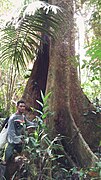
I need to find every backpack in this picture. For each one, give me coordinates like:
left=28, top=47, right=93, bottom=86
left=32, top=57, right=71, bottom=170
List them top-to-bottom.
left=0, top=117, right=9, bottom=149
left=1, top=117, right=9, bottom=129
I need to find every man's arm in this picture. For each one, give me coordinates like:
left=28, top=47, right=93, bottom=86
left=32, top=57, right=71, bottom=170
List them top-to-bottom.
left=7, top=116, right=22, bottom=144
left=24, top=116, right=38, bottom=129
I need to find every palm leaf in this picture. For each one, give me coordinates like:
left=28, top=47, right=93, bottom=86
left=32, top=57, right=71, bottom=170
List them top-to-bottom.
left=0, top=1, right=62, bottom=71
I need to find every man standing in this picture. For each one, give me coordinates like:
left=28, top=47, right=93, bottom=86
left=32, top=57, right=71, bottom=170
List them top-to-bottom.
left=5, top=100, right=36, bottom=163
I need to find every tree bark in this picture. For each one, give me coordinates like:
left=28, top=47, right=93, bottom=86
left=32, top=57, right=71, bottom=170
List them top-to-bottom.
left=45, top=0, right=100, bottom=167
left=22, top=35, right=50, bottom=120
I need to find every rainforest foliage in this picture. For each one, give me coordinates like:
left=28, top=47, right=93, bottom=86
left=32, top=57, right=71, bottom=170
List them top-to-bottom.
left=0, top=0, right=100, bottom=179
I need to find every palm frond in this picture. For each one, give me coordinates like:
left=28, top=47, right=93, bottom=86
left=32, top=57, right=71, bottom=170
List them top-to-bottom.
left=0, top=1, right=62, bottom=71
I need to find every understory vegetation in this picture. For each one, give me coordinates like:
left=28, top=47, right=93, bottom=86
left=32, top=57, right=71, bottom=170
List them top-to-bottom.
left=0, top=92, right=101, bottom=179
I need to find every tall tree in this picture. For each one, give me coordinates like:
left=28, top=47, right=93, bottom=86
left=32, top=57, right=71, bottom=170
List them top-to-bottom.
left=0, top=0, right=101, bottom=176
left=23, top=0, right=100, bottom=168
left=45, top=0, right=100, bottom=167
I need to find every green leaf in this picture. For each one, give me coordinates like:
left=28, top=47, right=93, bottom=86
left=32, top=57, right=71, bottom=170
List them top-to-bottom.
left=0, top=1, right=62, bottom=71
left=40, top=90, right=45, bottom=101
left=43, top=92, right=52, bottom=104
left=36, top=100, right=43, bottom=107
left=34, top=109, right=43, bottom=115
left=42, top=112, right=49, bottom=119
left=34, top=131, right=38, bottom=139
left=41, top=134, right=48, bottom=141
left=52, top=155, right=64, bottom=161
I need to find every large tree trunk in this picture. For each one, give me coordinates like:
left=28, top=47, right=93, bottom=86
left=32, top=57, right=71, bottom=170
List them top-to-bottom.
left=21, top=0, right=100, bottom=168
left=22, top=0, right=100, bottom=147
left=45, top=0, right=100, bottom=167
left=22, top=35, right=50, bottom=120
left=69, top=64, right=100, bottom=150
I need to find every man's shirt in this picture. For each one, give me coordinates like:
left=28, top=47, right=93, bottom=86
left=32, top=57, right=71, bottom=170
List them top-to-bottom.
left=7, top=113, right=37, bottom=144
